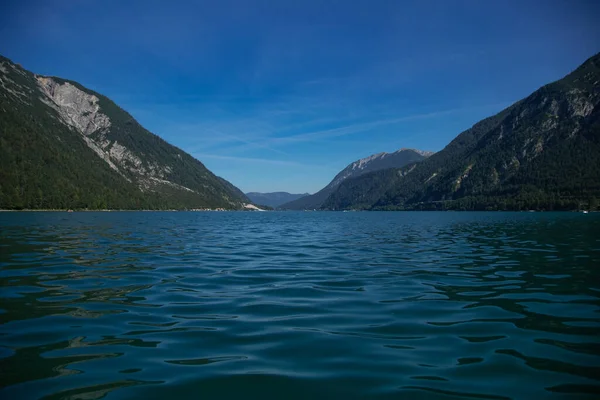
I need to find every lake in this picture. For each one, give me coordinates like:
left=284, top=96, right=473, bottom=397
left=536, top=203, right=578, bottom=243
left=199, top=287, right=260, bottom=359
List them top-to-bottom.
left=1, top=211, right=599, bottom=399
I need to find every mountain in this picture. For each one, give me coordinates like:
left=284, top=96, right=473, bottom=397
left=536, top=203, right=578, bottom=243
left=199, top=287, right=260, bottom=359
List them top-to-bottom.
left=323, top=53, right=600, bottom=211
left=0, top=55, right=248, bottom=210
left=280, top=148, right=431, bottom=210
left=218, top=177, right=250, bottom=203
left=245, top=192, right=309, bottom=208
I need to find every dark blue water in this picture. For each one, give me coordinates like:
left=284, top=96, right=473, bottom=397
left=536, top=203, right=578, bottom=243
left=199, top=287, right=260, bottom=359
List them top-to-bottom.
left=1, top=211, right=599, bottom=399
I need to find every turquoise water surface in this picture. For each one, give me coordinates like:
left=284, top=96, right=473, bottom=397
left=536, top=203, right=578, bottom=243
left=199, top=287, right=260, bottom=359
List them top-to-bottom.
left=1, top=211, right=599, bottom=399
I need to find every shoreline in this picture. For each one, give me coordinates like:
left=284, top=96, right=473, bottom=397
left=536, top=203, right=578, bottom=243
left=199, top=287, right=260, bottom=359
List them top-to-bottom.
left=0, top=209, right=594, bottom=213
left=0, top=209, right=238, bottom=212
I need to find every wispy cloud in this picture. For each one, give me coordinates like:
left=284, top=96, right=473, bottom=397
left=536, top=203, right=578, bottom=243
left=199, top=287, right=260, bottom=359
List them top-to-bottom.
left=208, top=102, right=510, bottom=155
left=264, top=109, right=460, bottom=145
left=204, top=129, right=290, bottom=156
left=193, top=154, right=307, bottom=167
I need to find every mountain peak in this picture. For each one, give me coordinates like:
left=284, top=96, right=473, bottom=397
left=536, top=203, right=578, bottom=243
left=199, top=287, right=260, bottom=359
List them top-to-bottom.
left=280, top=147, right=430, bottom=210
left=330, top=148, right=431, bottom=188
left=353, top=148, right=432, bottom=167
left=395, top=148, right=435, bottom=157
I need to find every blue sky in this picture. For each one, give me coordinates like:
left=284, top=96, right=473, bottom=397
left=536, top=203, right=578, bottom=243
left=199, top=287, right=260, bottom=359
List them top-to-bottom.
left=1, top=0, right=599, bottom=193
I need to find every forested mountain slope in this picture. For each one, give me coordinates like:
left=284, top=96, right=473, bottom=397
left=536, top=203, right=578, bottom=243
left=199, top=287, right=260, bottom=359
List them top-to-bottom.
left=323, top=53, right=600, bottom=211
left=0, top=55, right=248, bottom=210
left=281, top=148, right=430, bottom=210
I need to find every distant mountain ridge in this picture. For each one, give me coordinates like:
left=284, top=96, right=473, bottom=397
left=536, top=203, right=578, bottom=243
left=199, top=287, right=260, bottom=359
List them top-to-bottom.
left=322, top=53, right=600, bottom=211
left=0, top=55, right=248, bottom=209
left=280, top=148, right=432, bottom=210
left=324, top=148, right=434, bottom=190
left=245, top=192, right=309, bottom=208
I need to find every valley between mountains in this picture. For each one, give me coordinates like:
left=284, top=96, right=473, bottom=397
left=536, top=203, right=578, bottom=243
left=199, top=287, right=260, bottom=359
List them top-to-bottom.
left=1, top=53, right=599, bottom=211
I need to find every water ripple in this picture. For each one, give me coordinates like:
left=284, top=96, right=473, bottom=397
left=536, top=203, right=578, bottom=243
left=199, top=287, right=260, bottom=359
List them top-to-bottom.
left=1, top=211, right=599, bottom=399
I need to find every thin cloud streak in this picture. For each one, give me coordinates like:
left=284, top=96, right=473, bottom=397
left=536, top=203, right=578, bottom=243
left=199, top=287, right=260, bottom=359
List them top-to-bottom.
left=141, top=95, right=512, bottom=160
left=221, top=102, right=512, bottom=153
left=206, top=129, right=290, bottom=156
left=194, top=154, right=309, bottom=168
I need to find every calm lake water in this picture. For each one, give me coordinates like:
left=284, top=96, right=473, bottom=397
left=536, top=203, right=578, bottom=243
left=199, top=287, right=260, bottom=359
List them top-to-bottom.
left=1, top=211, right=599, bottom=399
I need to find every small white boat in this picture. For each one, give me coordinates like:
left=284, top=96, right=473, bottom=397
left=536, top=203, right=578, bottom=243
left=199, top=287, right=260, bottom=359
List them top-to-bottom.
left=582, top=210, right=589, bottom=214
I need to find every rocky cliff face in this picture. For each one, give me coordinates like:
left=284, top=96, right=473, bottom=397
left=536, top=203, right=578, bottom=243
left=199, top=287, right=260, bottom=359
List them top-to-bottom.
left=0, top=55, right=248, bottom=209
left=36, top=76, right=198, bottom=192
left=36, top=77, right=127, bottom=177
left=37, top=77, right=112, bottom=137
